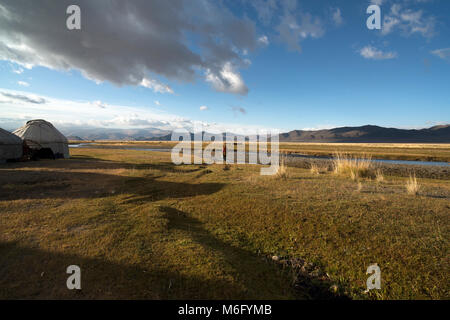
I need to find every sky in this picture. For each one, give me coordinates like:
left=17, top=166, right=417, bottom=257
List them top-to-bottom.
left=0, top=0, right=449, bottom=134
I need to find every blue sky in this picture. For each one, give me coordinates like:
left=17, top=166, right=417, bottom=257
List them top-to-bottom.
left=0, top=0, right=449, bottom=133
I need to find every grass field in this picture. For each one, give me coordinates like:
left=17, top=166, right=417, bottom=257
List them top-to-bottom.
left=70, top=141, right=450, bottom=163
left=0, top=147, right=449, bottom=299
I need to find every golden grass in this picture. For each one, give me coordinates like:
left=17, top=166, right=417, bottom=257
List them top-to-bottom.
left=69, top=141, right=450, bottom=162
left=0, top=148, right=448, bottom=300
left=332, top=152, right=374, bottom=180
left=276, top=156, right=289, bottom=180
left=310, top=163, right=320, bottom=175
left=375, top=169, right=385, bottom=183
left=406, top=174, right=420, bottom=195
left=356, top=181, right=363, bottom=192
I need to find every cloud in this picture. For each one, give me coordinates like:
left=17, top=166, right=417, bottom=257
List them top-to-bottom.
left=0, top=0, right=258, bottom=95
left=247, top=0, right=278, bottom=26
left=247, top=0, right=325, bottom=53
left=276, top=3, right=325, bottom=53
left=382, top=4, right=436, bottom=38
left=331, top=8, right=343, bottom=26
left=258, top=35, right=269, bottom=46
left=360, top=45, right=397, bottom=60
left=431, top=48, right=450, bottom=61
left=205, top=62, right=248, bottom=95
left=11, top=65, right=23, bottom=74
left=140, top=78, right=173, bottom=94
left=17, top=80, right=29, bottom=87
left=0, top=88, right=277, bottom=135
left=0, top=91, right=46, bottom=104
left=91, top=100, right=107, bottom=109
left=154, top=100, right=161, bottom=106
left=199, top=105, right=208, bottom=111
left=232, top=106, right=247, bottom=116
left=301, top=124, right=336, bottom=131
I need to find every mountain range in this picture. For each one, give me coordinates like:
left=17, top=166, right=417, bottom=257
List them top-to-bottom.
left=63, top=124, right=450, bottom=143
left=279, top=125, right=450, bottom=143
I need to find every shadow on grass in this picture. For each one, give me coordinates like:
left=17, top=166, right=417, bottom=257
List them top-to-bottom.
left=2, top=156, right=203, bottom=174
left=0, top=169, right=224, bottom=202
left=160, top=206, right=348, bottom=300
left=0, top=240, right=261, bottom=299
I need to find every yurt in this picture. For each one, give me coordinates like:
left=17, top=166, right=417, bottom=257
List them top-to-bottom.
left=13, top=120, right=70, bottom=159
left=0, top=127, right=23, bottom=162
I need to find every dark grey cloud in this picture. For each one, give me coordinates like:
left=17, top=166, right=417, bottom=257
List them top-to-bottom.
left=0, top=0, right=258, bottom=95
left=0, top=91, right=47, bottom=104
left=232, top=106, right=247, bottom=116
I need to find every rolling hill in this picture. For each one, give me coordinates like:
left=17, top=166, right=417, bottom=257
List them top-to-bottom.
left=279, top=125, right=450, bottom=143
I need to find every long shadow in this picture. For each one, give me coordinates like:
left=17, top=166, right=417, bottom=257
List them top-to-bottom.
left=2, top=156, right=203, bottom=174
left=0, top=169, right=224, bottom=202
left=160, top=206, right=347, bottom=300
left=0, top=241, right=251, bottom=299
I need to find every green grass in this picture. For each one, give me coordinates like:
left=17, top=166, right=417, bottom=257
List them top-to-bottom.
left=0, top=148, right=448, bottom=299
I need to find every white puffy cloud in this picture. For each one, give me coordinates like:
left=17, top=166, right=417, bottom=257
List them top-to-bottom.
left=382, top=4, right=436, bottom=38
left=258, top=35, right=269, bottom=46
left=360, top=46, right=397, bottom=60
left=431, top=48, right=450, bottom=61
left=205, top=62, right=248, bottom=95
left=140, top=78, right=173, bottom=94
left=17, top=80, right=29, bottom=87
left=0, top=89, right=277, bottom=135
left=91, top=100, right=107, bottom=109
left=199, top=105, right=208, bottom=111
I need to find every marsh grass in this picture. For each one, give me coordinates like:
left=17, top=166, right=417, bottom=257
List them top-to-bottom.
left=333, top=152, right=374, bottom=180
left=276, top=155, right=289, bottom=180
left=310, top=163, right=320, bottom=175
left=375, top=169, right=385, bottom=183
left=406, top=174, right=420, bottom=195
left=356, top=181, right=363, bottom=192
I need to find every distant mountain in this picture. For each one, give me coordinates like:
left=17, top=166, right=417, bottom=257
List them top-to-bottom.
left=60, top=124, right=450, bottom=143
left=279, top=125, right=450, bottom=143
left=61, top=127, right=172, bottom=141
left=66, top=135, right=84, bottom=141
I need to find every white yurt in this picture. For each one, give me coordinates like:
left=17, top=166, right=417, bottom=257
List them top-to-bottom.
left=13, top=120, right=70, bottom=159
left=0, top=127, right=23, bottom=162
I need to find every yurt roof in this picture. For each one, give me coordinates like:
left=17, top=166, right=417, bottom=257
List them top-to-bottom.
left=13, top=120, right=68, bottom=144
left=0, top=127, right=23, bottom=145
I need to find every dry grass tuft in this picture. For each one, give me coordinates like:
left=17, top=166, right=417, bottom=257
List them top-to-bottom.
left=333, top=152, right=374, bottom=180
left=276, top=156, right=289, bottom=180
left=310, top=163, right=320, bottom=175
left=375, top=169, right=384, bottom=183
left=406, top=174, right=420, bottom=195
left=356, top=181, right=363, bottom=192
